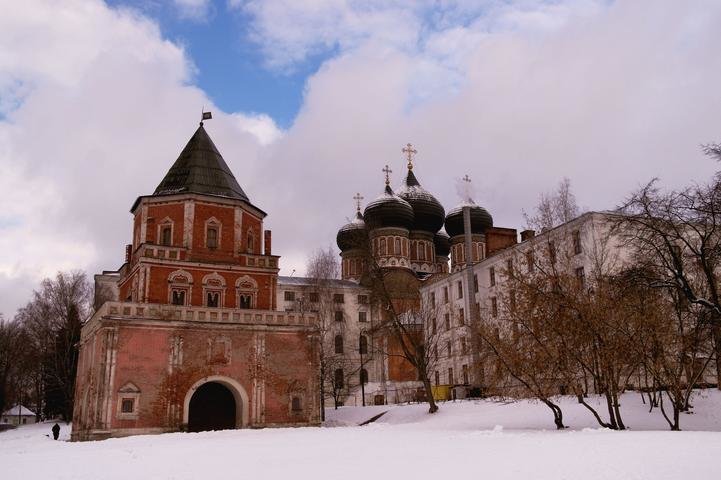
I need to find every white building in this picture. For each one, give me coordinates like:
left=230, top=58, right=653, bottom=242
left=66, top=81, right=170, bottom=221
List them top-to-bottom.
left=1, top=405, right=37, bottom=425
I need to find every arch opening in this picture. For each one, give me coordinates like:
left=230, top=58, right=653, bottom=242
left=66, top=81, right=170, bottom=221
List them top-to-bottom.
left=187, top=382, right=236, bottom=432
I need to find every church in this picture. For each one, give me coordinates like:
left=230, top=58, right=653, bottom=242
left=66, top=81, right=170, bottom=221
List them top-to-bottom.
left=71, top=121, right=320, bottom=441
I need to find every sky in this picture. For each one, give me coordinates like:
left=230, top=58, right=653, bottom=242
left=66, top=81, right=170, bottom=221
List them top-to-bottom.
left=1, top=0, right=721, bottom=318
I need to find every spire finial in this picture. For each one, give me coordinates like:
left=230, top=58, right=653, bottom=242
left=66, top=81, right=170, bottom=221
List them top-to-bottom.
left=402, top=143, right=417, bottom=170
left=382, top=165, right=393, bottom=186
left=353, top=192, right=364, bottom=213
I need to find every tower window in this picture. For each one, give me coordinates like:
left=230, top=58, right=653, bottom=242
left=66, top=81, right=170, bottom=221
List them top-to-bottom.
left=160, top=226, right=172, bottom=246
left=207, top=227, right=218, bottom=249
left=171, top=289, right=186, bottom=306
left=206, top=291, right=220, bottom=308
left=121, top=398, right=135, bottom=413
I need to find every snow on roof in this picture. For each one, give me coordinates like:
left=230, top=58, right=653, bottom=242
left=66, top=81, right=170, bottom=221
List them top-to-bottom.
left=3, top=405, right=35, bottom=416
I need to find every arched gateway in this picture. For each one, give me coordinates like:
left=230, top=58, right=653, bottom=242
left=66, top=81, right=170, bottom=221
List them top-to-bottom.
left=183, top=376, right=250, bottom=432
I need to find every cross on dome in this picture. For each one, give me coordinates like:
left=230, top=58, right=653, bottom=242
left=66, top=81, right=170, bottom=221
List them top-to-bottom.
left=402, top=143, right=417, bottom=170
left=382, top=165, right=393, bottom=186
left=353, top=192, right=364, bottom=212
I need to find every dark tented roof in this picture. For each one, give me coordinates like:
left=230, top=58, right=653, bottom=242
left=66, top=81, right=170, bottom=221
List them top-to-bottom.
left=153, top=124, right=249, bottom=201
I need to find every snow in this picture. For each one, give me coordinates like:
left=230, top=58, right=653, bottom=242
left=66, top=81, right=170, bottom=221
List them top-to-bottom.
left=2, top=391, right=721, bottom=480
left=2, top=405, right=36, bottom=417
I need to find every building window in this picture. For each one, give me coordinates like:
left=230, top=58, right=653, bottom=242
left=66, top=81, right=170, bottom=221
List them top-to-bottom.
left=206, top=225, right=219, bottom=249
left=160, top=226, right=172, bottom=246
left=572, top=230, right=582, bottom=255
left=490, top=267, right=496, bottom=286
left=575, top=267, right=586, bottom=287
left=457, top=281, right=463, bottom=299
left=443, top=287, right=449, bottom=303
left=171, top=289, right=186, bottom=306
left=206, top=291, right=220, bottom=308
left=284, top=291, right=295, bottom=301
left=309, top=292, right=320, bottom=303
left=333, top=293, right=345, bottom=303
left=239, top=294, right=252, bottom=309
left=357, top=294, right=368, bottom=304
left=491, top=297, right=498, bottom=317
left=458, top=308, right=465, bottom=326
left=335, top=310, right=344, bottom=322
left=358, top=311, right=367, bottom=322
left=444, top=313, right=450, bottom=331
left=334, top=335, right=344, bottom=354
left=359, top=335, right=368, bottom=355
left=461, top=337, right=467, bottom=355
left=462, top=365, right=469, bottom=385
left=360, top=368, right=368, bottom=384
left=448, top=368, right=454, bottom=385
left=334, top=369, right=344, bottom=389
left=435, top=371, right=440, bottom=385
left=291, top=397, right=302, bottom=412
left=121, top=398, right=135, bottom=413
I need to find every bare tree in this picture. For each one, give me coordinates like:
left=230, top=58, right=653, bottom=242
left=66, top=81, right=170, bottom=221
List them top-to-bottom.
left=616, top=167, right=721, bottom=388
left=523, top=177, right=581, bottom=232
left=304, top=247, right=341, bottom=418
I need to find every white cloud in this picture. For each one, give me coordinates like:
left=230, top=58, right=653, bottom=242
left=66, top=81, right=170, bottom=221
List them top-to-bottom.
left=0, top=0, right=280, bottom=316
left=2, top=0, right=721, bottom=320
left=172, top=0, right=213, bottom=21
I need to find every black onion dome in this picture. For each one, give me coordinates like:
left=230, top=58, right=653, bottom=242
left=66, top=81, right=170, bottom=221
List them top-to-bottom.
left=397, top=170, right=445, bottom=233
left=363, top=185, right=414, bottom=230
left=444, top=201, right=494, bottom=237
left=337, top=211, right=368, bottom=251
left=433, top=230, right=451, bottom=257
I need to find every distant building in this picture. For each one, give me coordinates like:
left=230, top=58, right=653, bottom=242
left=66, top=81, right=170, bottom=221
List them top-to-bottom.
left=1, top=405, right=37, bottom=425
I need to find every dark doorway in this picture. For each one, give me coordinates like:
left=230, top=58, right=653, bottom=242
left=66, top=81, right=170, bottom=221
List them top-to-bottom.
left=187, top=382, right=237, bottom=432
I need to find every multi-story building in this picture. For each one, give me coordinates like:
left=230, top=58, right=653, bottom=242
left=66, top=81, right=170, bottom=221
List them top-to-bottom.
left=72, top=121, right=320, bottom=441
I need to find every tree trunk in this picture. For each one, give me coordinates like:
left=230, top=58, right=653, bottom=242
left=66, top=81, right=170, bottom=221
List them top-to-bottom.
left=422, top=376, right=438, bottom=413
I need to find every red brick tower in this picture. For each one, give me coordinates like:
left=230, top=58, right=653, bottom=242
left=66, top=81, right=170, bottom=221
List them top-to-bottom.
left=72, top=122, right=320, bottom=441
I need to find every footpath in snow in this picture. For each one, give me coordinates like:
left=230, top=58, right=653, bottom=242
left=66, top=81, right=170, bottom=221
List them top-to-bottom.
left=1, top=390, right=721, bottom=480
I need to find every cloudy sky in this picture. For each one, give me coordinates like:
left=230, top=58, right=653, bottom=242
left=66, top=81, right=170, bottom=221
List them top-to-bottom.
left=1, top=0, right=720, bottom=317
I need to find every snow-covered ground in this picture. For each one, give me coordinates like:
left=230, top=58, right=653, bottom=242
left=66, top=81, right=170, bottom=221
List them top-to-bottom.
left=2, top=390, right=721, bottom=480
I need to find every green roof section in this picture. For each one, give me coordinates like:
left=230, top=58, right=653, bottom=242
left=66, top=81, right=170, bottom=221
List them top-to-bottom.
left=153, top=123, right=249, bottom=202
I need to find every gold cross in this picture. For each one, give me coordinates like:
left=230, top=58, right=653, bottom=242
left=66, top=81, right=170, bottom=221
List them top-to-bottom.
left=402, top=143, right=417, bottom=170
left=382, top=165, right=393, bottom=186
left=353, top=192, right=364, bottom=212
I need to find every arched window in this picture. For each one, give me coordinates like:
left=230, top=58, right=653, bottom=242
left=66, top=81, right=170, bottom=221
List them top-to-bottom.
left=207, top=226, right=218, bottom=249
left=334, top=335, right=344, bottom=354
left=359, top=335, right=368, bottom=355
left=334, top=368, right=344, bottom=388
left=360, top=368, right=368, bottom=384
